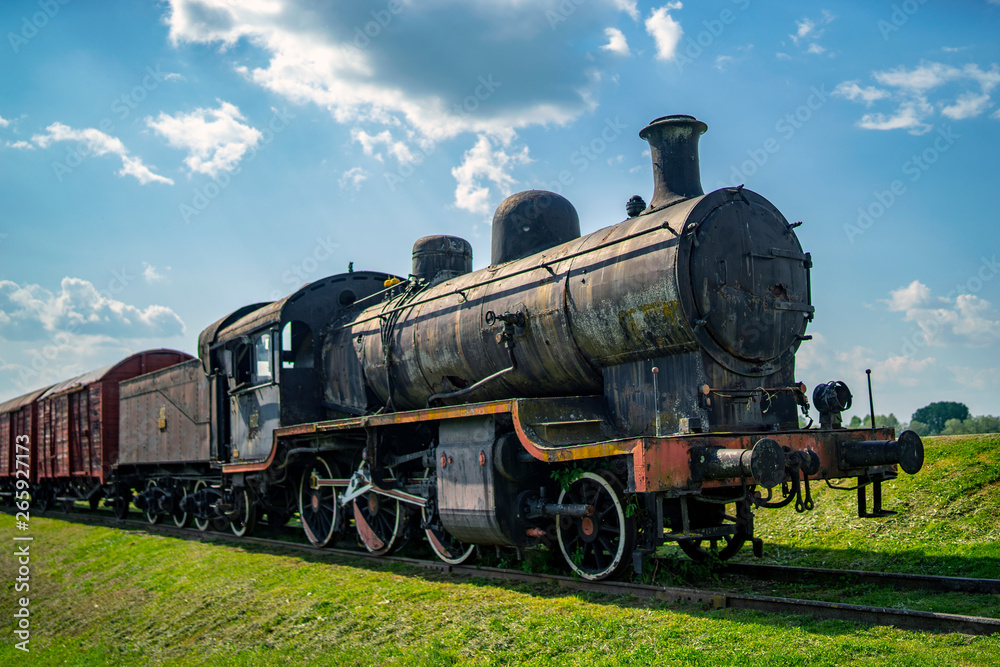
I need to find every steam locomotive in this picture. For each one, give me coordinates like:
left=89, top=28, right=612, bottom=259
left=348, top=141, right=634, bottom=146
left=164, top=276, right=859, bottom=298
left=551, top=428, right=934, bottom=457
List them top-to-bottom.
left=1, top=115, right=924, bottom=580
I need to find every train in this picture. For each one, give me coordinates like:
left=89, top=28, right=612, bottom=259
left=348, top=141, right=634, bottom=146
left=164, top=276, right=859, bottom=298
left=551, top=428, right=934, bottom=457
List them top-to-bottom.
left=1, top=114, right=924, bottom=580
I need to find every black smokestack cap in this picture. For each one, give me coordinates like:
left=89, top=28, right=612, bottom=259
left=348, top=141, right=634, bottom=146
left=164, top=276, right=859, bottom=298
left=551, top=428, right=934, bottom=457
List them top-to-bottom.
left=639, top=114, right=708, bottom=211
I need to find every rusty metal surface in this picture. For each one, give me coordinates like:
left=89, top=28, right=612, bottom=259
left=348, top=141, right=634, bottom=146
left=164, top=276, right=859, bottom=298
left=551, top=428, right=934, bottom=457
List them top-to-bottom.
left=328, top=190, right=808, bottom=424
left=490, top=190, right=580, bottom=265
left=411, top=235, right=472, bottom=282
left=35, top=350, right=193, bottom=483
left=119, top=358, right=211, bottom=466
left=0, top=385, right=51, bottom=480
left=0, top=385, right=51, bottom=414
left=0, top=414, right=10, bottom=479
left=630, top=428, right=900, bottom=493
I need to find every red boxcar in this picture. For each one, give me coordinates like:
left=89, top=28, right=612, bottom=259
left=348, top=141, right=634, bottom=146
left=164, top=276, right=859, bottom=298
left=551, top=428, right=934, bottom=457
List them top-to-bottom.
left=33, top=350, right=193, bottom=509
left=0, top=385, right=53, bottom=501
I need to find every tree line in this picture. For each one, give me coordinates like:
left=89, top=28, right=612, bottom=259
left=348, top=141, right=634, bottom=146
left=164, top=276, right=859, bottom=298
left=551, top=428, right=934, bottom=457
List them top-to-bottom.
left=847, top=401, right=1000, bottom=437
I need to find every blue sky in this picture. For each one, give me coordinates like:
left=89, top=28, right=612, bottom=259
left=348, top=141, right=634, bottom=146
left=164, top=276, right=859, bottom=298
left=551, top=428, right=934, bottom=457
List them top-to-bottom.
left=1, top=0, right=998, bottom=424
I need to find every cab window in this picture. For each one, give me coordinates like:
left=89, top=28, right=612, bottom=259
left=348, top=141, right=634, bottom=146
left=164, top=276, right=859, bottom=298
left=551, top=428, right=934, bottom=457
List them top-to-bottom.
left=254, top=332, right=272, bottom=383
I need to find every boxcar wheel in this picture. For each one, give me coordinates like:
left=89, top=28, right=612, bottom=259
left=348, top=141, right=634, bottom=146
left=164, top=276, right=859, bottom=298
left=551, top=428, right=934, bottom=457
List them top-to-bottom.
left=298, top=458, right=339, bottom=547
left=556, top=471, right=636, bottom=581
left=145, top=479, right=162, bottom=525
left=193, top=480, right=211, bottom=531
left=173, top=483, right=190, bottom=528
left=34, top=486, right=52, bottom=514
left=230, top=487, right=258, bottom=537
left=113, top=492, right=130, bottom=521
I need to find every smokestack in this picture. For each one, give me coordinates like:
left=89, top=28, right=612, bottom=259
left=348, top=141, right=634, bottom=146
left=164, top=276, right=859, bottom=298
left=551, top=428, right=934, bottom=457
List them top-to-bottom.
left=639, top=114, right=708, bottom=211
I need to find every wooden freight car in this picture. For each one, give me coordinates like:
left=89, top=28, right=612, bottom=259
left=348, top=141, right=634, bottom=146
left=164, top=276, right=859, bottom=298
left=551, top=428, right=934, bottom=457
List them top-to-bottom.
left=32, top=350, right=193, bottom=511
left=0, top=385, right=53, bottom=502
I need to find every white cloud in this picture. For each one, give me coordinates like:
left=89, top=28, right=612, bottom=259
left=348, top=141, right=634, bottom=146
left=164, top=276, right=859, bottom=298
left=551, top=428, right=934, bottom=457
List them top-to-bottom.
left=161, top=0, right=610, bottom=214
left=613, top=0, right=639, bottom=21
left=645, top=4, right=684, bottom=62
left=790, top=11, right=834, bottom=53
left=791, top=18, right=814, bottom=46
left=601, top=27, right=630, bottom=56
left=715, top=55, right=733, bottom=71
left=839, top=61, right=1000, bottom=134
left=874, top=62, right=1000, bottom=92
left=833, top=81, right=891, bottom=107
left=941, top=91, right=992, bottom=120
left=147, top=100, right=262, bottom=177
left=858, top=100, right=933, bottom=134
left=0, top=115, right=9, bottom=127
left=30, top=123, right=174, bottom=185
left=351, top=129, right=415, bottom=164
left=451, top=134, right=531, bottom=216
left=6, top=140, right=35, bottom=150
left=119, top=155, right=175, bottom=185
left=339, top=166, right=368, bottom=190
left=142, top=262, right=168, bottom=283
left=0, top=277, right=185, bottom=341
left=883, top=280, right=1000, bottom=347
left=886, top=280, right=931, bottom=312
left=794, top=331, right=828, bottom=373
left=796, top=333, right=934, bottom=392
left=833, top=345, right=934, bottom=387
left=876, top=355, right=935, bottom=379
left=949, top=366, right=1000, bottom=390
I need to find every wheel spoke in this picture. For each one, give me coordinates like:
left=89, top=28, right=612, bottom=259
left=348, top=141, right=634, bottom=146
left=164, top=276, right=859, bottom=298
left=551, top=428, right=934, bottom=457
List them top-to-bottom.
left=298, top=459, right=337, bottom=547
left=555, top=472, right=635, bottom=581
left=597, top=504, right=616, bottom=520
left=598, top=536, right=616, bottom=557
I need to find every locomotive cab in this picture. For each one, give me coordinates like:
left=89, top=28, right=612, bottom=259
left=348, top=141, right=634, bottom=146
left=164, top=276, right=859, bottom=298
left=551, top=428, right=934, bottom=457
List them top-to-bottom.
left=198, top=271, right=397, bottom=464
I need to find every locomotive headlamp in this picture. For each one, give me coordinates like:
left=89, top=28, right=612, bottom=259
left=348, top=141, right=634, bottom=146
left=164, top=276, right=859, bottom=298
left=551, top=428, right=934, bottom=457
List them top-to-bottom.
left=813, top=381, right=853, bottom=429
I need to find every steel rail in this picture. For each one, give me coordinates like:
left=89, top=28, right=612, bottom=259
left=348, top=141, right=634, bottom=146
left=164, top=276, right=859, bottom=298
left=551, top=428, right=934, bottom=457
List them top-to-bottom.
left=14, top=509, right=1000, bottom=637
left=721, top=562, right=1000, bottom=595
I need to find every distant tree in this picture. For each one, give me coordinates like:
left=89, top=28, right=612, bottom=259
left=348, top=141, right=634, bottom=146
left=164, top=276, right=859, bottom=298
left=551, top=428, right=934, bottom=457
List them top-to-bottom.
left=911, top=402, right=970, bottom=434
left=848, top=414, right=901, bottom=429
left=940, top=415, right=1000, bottom=436
left=974, top=416, right=1000, bottom=433
left=940, top=418, right=969, bottom=436
left=907, top=420, right=931, bottom=437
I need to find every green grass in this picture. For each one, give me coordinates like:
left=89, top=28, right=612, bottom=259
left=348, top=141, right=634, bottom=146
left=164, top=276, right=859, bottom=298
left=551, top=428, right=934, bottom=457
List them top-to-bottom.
left=1, top=434, right=999, bottom=666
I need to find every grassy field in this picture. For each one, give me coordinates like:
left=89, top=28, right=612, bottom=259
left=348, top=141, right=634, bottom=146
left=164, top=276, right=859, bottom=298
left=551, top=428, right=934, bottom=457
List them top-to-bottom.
left=1, top=434, right=998, bottom=666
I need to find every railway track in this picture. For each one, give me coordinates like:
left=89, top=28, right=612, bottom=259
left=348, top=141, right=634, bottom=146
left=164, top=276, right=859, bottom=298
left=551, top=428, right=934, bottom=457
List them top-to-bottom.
left=15, top=508, right=1000, bottom=637
left=721, top=562, right=1000, bottom=595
